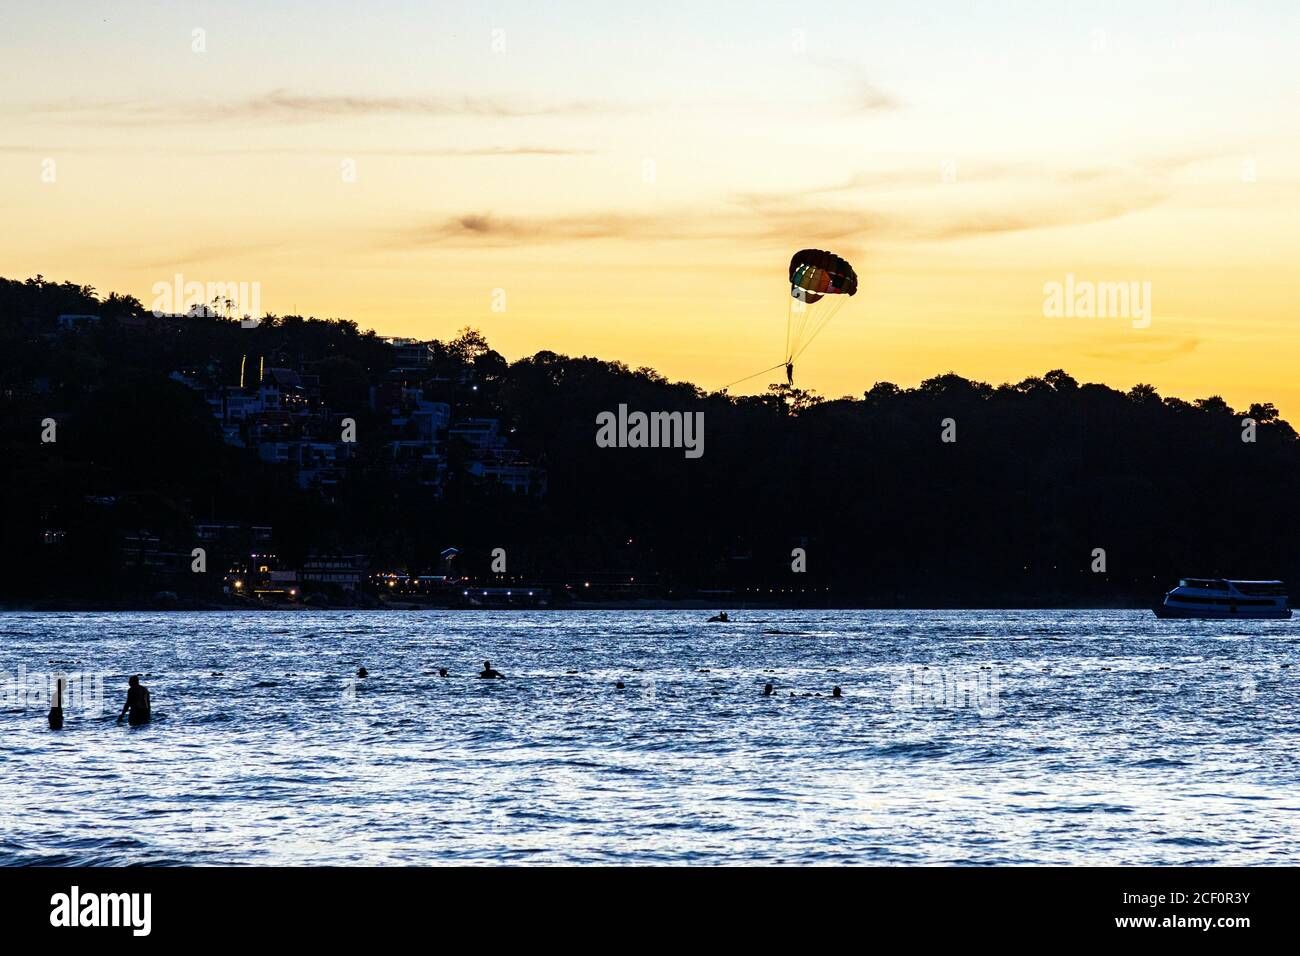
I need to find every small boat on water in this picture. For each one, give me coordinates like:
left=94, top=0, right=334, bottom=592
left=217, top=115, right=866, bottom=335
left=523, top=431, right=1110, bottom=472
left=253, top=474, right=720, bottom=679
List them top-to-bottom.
left=1153, top=578, right=1291, bottom=619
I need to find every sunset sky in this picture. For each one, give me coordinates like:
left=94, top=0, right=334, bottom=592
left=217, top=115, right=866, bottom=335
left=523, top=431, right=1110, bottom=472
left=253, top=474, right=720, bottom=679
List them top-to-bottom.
left=2, top=1, right=1298, bottom=412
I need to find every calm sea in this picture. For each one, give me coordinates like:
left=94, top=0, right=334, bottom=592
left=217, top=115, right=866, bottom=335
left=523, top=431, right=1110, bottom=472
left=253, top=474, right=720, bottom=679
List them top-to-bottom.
left=1, top=609, right=1296, bottom=865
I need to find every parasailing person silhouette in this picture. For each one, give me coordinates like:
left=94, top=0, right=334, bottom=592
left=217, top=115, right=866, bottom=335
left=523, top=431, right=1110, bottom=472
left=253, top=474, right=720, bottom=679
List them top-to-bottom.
left=720, top=248, right=859, bottom=392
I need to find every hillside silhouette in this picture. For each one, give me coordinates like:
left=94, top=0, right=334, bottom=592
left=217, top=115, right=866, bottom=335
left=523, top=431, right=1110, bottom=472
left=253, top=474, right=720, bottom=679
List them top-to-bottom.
left=2, top=275, right=1297, bottom=607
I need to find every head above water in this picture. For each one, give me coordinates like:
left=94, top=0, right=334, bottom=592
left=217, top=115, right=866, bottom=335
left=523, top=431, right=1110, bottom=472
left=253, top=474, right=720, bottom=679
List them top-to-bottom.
left=483, top=661, right=491, bottom=669
left=128, top=674, right=141, bottom=687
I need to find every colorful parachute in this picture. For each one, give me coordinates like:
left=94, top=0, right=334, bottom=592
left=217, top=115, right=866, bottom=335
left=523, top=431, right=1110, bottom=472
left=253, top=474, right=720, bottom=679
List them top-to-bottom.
left=719, top=248, right=860, bottom=391
left=789, top=248, right=858, bottom=305
left=785, top=249, right=857, bottom=376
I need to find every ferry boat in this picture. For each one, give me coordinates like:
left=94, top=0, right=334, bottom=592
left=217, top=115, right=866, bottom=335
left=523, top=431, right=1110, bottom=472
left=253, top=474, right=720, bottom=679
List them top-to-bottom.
left=1153, top=579, right=1291, bottom=619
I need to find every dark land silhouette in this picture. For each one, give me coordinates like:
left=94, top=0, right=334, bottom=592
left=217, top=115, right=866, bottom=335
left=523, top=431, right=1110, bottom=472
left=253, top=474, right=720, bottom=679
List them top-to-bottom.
left=2, top=275, right=1297, bottom=608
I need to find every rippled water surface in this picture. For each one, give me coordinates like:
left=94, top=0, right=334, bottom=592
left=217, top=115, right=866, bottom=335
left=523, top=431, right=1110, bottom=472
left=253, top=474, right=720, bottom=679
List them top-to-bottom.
left=1, top=609, right=1297, bottom=865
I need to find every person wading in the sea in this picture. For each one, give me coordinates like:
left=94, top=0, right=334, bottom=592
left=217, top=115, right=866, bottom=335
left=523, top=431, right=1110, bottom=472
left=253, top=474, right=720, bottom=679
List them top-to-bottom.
left=478, top=661, right=503, bottom=679
left=48, top=675, right=65, bottom=730
left=117, top=675, right=151, bottom=726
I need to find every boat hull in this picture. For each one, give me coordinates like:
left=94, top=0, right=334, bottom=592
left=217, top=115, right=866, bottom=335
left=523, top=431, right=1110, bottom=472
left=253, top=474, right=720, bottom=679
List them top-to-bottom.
left=1153, top=604, right=1291, bottom=620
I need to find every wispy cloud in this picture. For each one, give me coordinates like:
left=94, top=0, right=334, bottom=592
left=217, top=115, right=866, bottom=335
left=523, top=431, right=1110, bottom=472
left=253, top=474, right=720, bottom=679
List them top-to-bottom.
left=803, top=55, right=903, bottom=113
left=23, top=90, right=621, bottom=126
left=0, top=142, right=596, bottom=157
left=193, top=145, right=597, bottom=159
left=255, top=145, right=596, bottom=157
left=375, top=145, right=1217, bottom=250
left=793, top=148, right=1239, bottom=198
left=793, top=165, right=1013, bottom=194
left=734, top=179, right=1166, bottom=244
left=396, top=187, right=1159, bottom=250
left=922, top=190, right=1166, bottom=241
left=407, top=212, right=692, bottom=245
left=134, top=238, right=292, bottom=271
left=1082, top=334, right=1201, bottom=365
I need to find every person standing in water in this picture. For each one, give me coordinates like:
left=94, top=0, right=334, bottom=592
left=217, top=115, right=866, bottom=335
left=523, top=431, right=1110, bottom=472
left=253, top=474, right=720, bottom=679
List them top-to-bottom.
left=478, top=661, right=503, bottom=679
left=48, top=675, right=65, bottom=730
left=117, top=675, right=151, bottom=725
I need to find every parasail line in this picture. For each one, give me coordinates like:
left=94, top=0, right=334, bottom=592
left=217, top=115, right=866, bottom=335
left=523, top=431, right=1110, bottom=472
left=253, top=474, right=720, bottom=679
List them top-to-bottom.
left=792, top=296, right=849, bottom=360
left=718, top=361, right=788, bottom=392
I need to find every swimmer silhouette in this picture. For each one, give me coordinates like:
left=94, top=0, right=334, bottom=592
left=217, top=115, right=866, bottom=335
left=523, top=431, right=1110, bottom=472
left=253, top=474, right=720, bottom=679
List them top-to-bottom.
left=479, top=661, right=503, bottom=679
left=438, top=668, right=449, bottom=677
left=48, top=675, right=65, bottom=730
left=117, top=675, right=151, bottom=726
left=615, top=681, right=625, bottom=689
left=763, top=683, right=774, bottom=696
left=832, top=686, right=842, bottom=698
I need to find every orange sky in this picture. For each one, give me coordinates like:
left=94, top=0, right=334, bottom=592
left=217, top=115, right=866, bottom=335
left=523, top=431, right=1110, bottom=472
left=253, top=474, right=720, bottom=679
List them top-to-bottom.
left=2, top=2, right=1297, bottom=413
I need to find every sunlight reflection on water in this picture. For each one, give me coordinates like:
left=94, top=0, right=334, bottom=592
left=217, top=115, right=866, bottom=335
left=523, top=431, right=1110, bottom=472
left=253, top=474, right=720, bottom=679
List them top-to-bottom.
left=0, top=609, right=1296, bottom=865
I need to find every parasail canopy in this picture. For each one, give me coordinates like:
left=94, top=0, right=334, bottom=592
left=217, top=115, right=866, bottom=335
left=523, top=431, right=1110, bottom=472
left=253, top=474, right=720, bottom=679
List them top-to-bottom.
left=789, top=248, right=858, bottom=304
left=785, top=249, right=857, bottom=372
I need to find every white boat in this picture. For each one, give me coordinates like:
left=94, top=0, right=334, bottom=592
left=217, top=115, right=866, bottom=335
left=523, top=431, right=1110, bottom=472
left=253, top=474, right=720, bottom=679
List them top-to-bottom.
left=1154, top=578, right=1291, bottom=619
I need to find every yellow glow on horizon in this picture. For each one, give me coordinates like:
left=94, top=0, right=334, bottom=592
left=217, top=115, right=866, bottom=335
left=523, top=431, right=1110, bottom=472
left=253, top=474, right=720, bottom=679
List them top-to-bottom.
left=2, top=2, right=1298, bottom=416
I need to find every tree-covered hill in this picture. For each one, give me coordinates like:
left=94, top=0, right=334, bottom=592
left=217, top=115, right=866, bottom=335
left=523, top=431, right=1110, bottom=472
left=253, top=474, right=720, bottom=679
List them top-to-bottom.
left=2, top=275, right=1296, bottom=606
